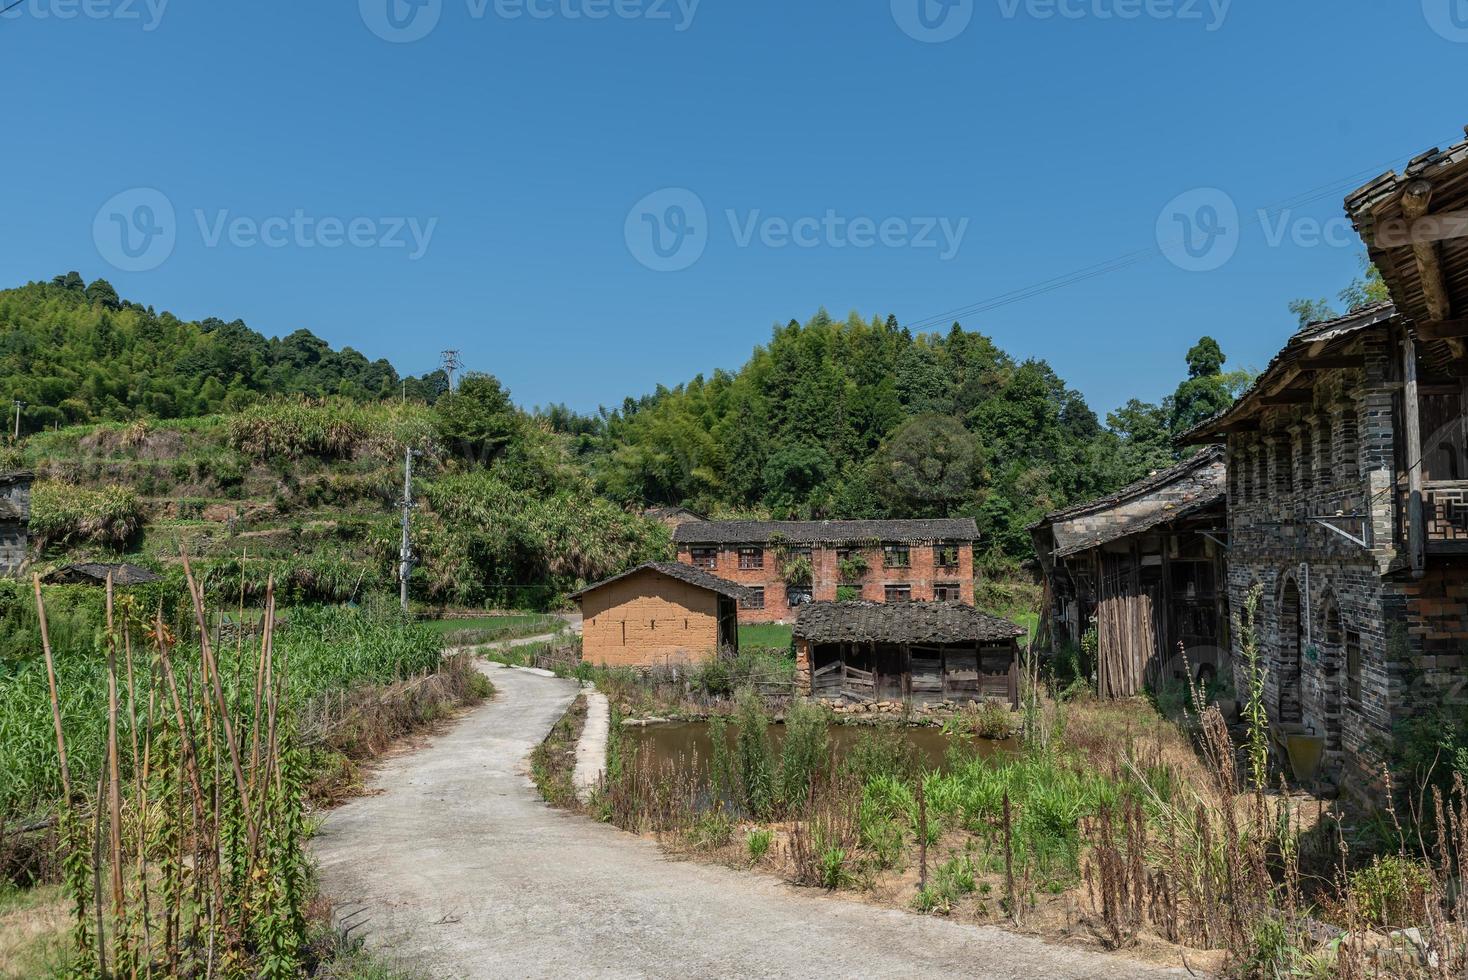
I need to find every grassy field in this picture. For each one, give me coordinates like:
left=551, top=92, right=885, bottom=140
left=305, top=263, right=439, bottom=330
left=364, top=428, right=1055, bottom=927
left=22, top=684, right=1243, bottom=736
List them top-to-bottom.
left=420, top=614, right=560, bottom=637
left=739, top=623, right=793, bottom=650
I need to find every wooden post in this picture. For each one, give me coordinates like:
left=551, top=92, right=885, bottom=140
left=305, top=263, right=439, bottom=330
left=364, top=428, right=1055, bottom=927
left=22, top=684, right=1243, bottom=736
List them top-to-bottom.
left=1405, top=332, right=1428, bottom=578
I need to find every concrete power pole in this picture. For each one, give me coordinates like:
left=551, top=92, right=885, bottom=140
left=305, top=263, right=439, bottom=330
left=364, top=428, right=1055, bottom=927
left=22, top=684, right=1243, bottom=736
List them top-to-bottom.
left=11, top=400, right=22, bottom=440
left=399, top=447, right=419, bottom=613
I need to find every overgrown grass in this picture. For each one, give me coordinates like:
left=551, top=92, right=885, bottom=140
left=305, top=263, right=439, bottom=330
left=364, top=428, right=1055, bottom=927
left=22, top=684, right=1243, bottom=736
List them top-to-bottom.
left=26, top=480, right=146, bottom=551
left=0, top=600, right=442, bottom=818
left=737, top=623, right=793, bottom=650
left=530, top=695, right=588, bottom=809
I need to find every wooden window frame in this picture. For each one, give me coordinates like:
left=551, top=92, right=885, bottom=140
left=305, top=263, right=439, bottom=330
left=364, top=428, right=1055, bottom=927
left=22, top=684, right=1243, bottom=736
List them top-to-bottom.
left=935, top=542, right=961, bottom=568
left=883, top=544, right=911, bottom=569
left=690, top=547, right=718, bottom=570
left=738, top=547, right=764, bottom=570
left=934, top=582, right=962, bottom=601
left=884, top=583, right=912, bottom=603
left=741, top=586, right=765, bottom=610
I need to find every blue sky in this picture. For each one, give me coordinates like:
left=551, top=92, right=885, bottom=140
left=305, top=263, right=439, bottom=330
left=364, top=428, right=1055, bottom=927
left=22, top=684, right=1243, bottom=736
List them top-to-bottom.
left=2, top=1, right=1465, bottom=419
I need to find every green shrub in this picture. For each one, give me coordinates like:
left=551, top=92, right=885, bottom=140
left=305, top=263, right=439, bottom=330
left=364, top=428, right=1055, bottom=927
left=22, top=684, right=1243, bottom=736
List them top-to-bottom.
left=227, top=398, right=437, bottom=462
left=28, top=480, right=145, bottom=550
left=735, top=688, right=775, bottom=819
left=778, top=700, right=830, bottom=810
left=943, top=700, right=1014, bottom=740
left=707, top=714, right=735, bottom=806
left=687, top=807, right=734, bottom=850
left=746, top=827, right=772, bottom=862
left=818, top=845, right=851, bottom=889
left=1348, top=855, right=1432, bottom=928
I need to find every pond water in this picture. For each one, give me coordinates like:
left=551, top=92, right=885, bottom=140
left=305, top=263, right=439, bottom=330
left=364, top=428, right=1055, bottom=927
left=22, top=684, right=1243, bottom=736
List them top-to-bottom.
left=622, top=720, right=1017, bottom=774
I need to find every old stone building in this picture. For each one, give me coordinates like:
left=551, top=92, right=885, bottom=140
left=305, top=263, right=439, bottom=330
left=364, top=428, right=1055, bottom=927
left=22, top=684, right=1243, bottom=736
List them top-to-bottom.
left=1182, top=130, right=1468, bottom=793
left=1031, top=447, right=1229, bottom=698
left=0, top=471, right=32, bottom=576
left=672, top=519, right=979, bottom=624
left=571, top=561, right=745, bottom=669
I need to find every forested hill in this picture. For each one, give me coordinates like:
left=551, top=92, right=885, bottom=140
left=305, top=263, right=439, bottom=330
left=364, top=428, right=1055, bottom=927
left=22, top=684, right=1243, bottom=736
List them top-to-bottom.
left=0, top=273, right=446, bottom=427
left=5, top=274, right=1250, bottom=564
left=561, top=311, right=1247, bottom=557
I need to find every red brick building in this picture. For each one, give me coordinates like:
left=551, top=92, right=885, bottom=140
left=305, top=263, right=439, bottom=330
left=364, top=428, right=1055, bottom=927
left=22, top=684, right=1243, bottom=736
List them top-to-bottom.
left=672, top=519, right=979, bottom=624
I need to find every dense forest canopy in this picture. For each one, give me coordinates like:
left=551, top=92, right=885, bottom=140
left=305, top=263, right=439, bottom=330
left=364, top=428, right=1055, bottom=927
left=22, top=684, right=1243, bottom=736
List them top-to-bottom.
left=12, top=270, right=1404, bottom=565
left=1, top=272, right=448, bottom=428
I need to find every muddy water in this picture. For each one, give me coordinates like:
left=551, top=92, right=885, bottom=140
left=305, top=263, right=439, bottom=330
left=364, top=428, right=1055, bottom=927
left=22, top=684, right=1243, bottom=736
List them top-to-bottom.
left=622, top=720, right=1016, bottom=774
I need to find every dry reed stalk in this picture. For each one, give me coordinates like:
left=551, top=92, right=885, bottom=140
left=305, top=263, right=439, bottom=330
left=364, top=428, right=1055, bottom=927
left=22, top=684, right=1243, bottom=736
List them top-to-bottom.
left=180, top=550, right=257, bottom=851
left=32, top=573, right=72, bottom=800
left=104, top=576, right=128, bottom=967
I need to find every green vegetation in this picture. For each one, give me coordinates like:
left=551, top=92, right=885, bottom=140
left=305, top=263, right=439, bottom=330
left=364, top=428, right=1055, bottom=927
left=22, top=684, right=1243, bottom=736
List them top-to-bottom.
left=26, top=481, right=145, bottom=551
left=738, top=623, right=792, bottom=650
left=530, top=695, right=588, bottom=809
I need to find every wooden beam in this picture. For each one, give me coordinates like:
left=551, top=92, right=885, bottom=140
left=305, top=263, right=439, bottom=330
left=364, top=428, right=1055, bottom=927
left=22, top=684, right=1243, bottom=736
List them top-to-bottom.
left=1402, top=181, right=1454, bottom=323
left=1415, top=319, right=1468, bottom=342
left=1404, top=333, right=1427, bottom=578
left=1296, top=355, right=1364, bottom=371
left=1260, top=390, right=1314, bottom=406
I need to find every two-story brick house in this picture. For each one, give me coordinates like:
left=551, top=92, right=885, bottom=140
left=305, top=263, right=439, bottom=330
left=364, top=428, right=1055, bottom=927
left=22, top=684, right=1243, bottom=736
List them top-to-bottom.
left=1180, top=131, right=1468, bottom=795
left=672, top=519, right=979, bottom=625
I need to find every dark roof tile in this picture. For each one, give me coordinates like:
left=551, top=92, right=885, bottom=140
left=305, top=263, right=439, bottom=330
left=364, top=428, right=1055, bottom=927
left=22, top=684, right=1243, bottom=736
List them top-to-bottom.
left=673, top=519, right=978, bottom=546
left=569, top=561, right=751, bottom=601
left=793, top=601, right=1025, bottom=645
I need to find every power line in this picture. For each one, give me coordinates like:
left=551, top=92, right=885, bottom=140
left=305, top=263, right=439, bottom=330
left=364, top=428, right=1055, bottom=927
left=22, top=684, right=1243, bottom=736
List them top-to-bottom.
left=0, top=0, right=26, bottom=17
left=898, top=129, right=1467, bottom=335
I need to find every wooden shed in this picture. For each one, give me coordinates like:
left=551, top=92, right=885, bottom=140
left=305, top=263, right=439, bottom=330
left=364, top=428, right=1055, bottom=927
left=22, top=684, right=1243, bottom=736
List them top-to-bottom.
left=571, top=561, right=746, bottom=669
left=792, top=601, right=1025, bottom=707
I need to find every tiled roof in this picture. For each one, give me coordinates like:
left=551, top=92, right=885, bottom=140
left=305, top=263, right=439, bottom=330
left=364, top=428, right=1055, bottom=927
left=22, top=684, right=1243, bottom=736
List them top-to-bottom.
left=1032, top=446, right=1226, bottom=529
left=673, top=518, right=978, bottom=546
left=568, top=561, right=751, bottom=601
left=43, top=563, right=163, bottom=586
left=792, top=601, right=1025, bottom=645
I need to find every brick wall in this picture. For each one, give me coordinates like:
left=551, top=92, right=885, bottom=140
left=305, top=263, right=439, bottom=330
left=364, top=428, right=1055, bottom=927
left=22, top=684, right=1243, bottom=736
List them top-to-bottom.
left=674, top=541, right=975, bottom=624
left=577, top=570, right=723, bottom=668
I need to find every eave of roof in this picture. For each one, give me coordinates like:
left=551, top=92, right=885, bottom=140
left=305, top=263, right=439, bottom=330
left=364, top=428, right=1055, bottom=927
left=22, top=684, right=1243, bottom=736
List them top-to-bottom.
left=1178, top=302, right=1397, bottom=444
left=1031, top=445, right=1226, bottom=531
left=568, top=561, right=750, bottom=601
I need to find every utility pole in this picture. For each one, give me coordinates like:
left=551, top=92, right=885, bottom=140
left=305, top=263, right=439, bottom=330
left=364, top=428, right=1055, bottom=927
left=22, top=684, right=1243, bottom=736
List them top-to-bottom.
left=440, top=350, right=463, bottom=395
left=11, top=400, right=22, bottom=440
left=399, top=447, right=420, bottom=613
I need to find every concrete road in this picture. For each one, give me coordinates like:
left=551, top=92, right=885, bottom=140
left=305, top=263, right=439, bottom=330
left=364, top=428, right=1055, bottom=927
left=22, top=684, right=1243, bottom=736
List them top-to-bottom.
left=314, top=665, right=1188, bottom=979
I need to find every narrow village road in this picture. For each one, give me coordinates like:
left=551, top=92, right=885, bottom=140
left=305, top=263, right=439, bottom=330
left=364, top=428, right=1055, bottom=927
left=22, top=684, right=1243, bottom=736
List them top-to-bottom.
left=313, top=665, right=1190, bottom=980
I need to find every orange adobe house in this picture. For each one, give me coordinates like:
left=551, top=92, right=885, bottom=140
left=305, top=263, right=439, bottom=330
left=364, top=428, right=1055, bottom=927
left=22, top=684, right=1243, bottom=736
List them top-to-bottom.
left=571, top=562, right=748, bottom=669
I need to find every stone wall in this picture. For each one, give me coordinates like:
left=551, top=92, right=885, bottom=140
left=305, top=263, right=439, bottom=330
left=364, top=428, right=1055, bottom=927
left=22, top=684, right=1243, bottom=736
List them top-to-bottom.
left=0, top=472, right=31, bottom=575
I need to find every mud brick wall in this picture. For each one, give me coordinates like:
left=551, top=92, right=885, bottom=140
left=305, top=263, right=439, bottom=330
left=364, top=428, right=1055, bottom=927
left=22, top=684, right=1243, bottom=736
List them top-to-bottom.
left=578, top=569, right=723, bottom=668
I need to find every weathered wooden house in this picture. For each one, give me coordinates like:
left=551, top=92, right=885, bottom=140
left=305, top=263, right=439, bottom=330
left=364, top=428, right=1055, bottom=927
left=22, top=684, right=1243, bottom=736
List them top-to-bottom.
left=1176, top=129, right=1468, bottom=791
left=1030, top=447, right=1229, bottom=698
left=0, top=471, right=32, bottom=576
left=674, top=519, right=979, bottom=624
left=572, top=561, right=745, bottom=669
left=792, top=601, right=1025, bottom=707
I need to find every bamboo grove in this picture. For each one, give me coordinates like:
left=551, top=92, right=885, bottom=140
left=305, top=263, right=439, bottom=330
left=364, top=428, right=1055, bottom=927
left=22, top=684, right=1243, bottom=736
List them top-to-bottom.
left=32, top=557, right=312, bottom=978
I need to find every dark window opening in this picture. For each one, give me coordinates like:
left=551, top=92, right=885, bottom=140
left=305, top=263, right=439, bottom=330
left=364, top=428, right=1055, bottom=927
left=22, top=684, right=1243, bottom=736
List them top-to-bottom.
left=936, top=542, right=961, bottom=567
left=883, top=544, right=910, bottom=568
left=690, top=547, right=717, bottom=570
left=739, top=547, right=764, bottom=570
left=934, top=582, right=963, bottom=601
left=884, top=583, right=912, bottom=602
left=786, top=584, right=813, bottom=607
left=741, top=586, right=765, bottom=610
left=1346, top=630, right=1361, bottom=705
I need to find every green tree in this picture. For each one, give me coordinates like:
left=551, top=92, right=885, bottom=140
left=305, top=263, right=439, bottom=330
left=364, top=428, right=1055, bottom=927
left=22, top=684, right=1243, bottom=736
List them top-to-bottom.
left=433, top=373, right=521, bottom=463
left=871, top=414, right=979, bottom=516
